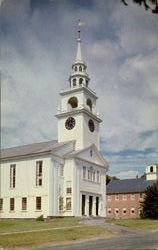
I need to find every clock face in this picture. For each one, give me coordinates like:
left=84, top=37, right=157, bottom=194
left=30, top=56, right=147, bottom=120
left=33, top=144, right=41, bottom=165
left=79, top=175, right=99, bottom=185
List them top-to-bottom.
left=65, top=117, right=76, bottom=130
left=88, top=119, right=95, bottom=132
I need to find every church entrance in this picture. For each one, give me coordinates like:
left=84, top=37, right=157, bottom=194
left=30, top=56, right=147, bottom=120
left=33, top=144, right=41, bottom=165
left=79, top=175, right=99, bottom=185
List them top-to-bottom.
left=82, top=195, right=85, bottom=215
left=89, top=196, right=93, bottom=216
left=96, top=196, right=99, bottom=216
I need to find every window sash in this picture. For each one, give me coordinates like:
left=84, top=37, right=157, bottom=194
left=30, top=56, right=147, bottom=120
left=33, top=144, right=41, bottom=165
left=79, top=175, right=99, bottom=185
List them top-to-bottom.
left=36, top=161, right=43, bottom=186
left=10, top=164, right=16, bottom=188
left=22, top=197, right=27, bottom=211
left=36, top=197, right=41, bottom=210
left=10, top=198, right=14, bottom=211
left=66, top=198, right=71, bottom=210
left=0, top=199, right=3, bottom=211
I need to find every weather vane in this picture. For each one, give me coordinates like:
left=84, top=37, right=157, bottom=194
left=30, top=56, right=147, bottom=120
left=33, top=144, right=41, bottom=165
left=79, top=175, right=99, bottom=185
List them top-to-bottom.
left=77, top=19, right=86, bottom=39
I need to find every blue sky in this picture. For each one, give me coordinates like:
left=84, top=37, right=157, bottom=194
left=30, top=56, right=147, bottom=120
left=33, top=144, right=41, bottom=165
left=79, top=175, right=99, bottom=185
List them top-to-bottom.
left=1, top=0, right=158, bottom=178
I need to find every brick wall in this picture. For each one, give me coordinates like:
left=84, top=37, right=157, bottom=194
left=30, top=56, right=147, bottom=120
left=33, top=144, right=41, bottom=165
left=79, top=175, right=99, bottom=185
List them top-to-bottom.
left=106, top=192, right=145, bottom=219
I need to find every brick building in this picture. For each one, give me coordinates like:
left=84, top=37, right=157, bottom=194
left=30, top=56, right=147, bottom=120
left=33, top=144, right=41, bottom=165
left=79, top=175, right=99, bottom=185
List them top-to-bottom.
left=106, top=164, right=158, bottom=219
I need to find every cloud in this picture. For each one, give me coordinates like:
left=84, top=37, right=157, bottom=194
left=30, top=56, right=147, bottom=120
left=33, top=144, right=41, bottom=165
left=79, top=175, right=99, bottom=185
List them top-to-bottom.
left=1, top=0, right=158, bottom=177
left=116, top=170, right=139, bottom=179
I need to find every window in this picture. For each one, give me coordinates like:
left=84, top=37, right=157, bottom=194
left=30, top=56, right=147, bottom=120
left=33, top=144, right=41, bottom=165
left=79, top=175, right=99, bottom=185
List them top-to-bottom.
left=79, top=65, right=82, bottom=71
left=74, top=66, right=77, bottom=72
left=73, top=78, right=76, bottom=86
left=79, top=78, right=83, bottom=85
left=86, top=80, right=88, bottom=86
left=68, top=97, right=78, bottom=108
left=87, top=99, right=92, bottom=111
left=90, top=149, right=93, bottom=157
left=36, top=161, right=43, bottom=186
left=10, top=164, right=16, bottom=188
left=60, top=164, right=64, bottom=177
left=83, top=166, right=86, bottom=179
left=150, top=166, right=153, bottom=172
left=90, top=167, right=93, bottom=181
left=88, top=169, right=90, bottom=180
left=93, top=171, right=95, bottom=182
left=97, top=171, right=100, bottom=182
left=66, top=187, right=72, bottom=194
left=140, top=193, right=143, bottom=200
left=131, top=194, right=135, bottom=200
left=115, top=195, right=119, bottom=201
left=122, top=195, right=127, bottom=200
left=107, top=196, right=111, bottom=202
left=22, top=197, right=27, bottom=211
left=36, top=197, right=41, bottom=210
left=59, top=197, right=64, bottom=211
left=10, top=198, right=14, bottom=211
left=66, top=198, right=71, bottom=210
left=0, top=199, right=3, bottom=211
left=131, top=207, right=135, bottom=214
left=108, top=208, right=111, bottom=214
left=115, top=208, right=119, bottom=214
left=122, top=208, right=127, bottom=214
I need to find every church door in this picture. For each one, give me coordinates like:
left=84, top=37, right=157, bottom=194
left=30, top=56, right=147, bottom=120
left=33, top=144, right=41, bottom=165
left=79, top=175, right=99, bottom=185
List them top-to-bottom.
left=82, top=195, right=85, bottom=215
left=89, top=196, right=93, bottom=216
left=96, top=197, right=99, bottom=216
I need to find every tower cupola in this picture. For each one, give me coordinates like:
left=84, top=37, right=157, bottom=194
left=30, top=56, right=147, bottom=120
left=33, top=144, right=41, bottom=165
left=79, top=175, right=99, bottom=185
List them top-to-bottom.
left=69, top=22, right=90, bottom=88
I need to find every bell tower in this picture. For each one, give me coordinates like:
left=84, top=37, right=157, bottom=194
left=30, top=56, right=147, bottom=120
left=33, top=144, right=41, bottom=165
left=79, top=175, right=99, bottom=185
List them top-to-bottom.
left=56, top=22, right=102, bottom=150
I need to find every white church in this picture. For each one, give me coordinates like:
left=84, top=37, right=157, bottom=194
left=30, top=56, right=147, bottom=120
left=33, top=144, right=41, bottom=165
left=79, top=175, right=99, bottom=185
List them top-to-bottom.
left=0, top=28, right=109, bottom=219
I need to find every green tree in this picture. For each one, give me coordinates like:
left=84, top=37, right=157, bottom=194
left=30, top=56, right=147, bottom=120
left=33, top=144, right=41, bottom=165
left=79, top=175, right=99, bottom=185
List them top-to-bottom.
left=121, top=0, right=158, bottom=14
left=106, top=175, right=119, bottom=185
left=141, top=181, right=158, bottom=219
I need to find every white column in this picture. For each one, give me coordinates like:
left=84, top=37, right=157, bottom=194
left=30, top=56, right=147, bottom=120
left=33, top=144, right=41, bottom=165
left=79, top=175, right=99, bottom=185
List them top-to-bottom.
left=85, top=195, right=89, bottom=216
left=92, top=195, right=96, bottom=216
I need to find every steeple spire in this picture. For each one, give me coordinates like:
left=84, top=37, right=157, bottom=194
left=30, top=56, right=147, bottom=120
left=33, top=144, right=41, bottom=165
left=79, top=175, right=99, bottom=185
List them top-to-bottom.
left=69, top=20, right=90, bottom=89
left=75, top=20, right=84, bottom=63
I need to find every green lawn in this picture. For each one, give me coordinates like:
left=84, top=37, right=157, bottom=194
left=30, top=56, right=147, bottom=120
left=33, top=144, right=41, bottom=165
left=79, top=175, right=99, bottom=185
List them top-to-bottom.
left=0, top=217, right=82, bottom=233
left=107, top=219, right=158, bottom=230
left=0, top=225, right=113, bottom=249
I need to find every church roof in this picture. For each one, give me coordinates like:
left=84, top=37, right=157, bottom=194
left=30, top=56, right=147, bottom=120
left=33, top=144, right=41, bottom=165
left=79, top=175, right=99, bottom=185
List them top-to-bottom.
left=1, top=140, right=71, bottom=160
left=106, top=178, right=156, bottom=194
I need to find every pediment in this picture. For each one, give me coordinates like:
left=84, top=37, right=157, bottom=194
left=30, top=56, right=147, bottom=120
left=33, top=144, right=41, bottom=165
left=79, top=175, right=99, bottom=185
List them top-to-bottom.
left=66, top=144, right=109, bottom=169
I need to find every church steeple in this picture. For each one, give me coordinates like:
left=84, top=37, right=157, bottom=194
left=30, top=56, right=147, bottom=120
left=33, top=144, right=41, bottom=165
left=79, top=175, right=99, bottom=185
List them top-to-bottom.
left=69, top=21, right=90, bottom=89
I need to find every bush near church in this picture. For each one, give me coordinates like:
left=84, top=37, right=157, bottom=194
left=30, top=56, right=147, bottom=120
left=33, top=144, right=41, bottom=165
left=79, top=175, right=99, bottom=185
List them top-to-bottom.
left=141, top=181, right=158, bottom=219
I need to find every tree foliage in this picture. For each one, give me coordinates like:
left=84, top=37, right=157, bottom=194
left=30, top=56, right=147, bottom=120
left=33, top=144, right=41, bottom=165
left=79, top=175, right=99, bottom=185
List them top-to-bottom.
left=121, top=0, right=158, bottom=14
left=106, top=175, right=119, bottom=185
left=141, top=181, right=158, bottom=219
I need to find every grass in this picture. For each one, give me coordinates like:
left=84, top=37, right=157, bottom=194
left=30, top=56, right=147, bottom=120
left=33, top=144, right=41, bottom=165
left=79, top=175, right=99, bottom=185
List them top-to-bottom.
left=0, top=217, right=82, bottom=233
left=107, top=218, right=158, bottom=230
left=0, top=226, right=113, bottom=249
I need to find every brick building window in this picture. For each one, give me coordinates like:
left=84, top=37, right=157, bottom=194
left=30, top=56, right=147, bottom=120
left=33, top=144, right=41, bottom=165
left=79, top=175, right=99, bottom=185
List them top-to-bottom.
left=36, top=161, right=43, bottom=186
left=10, top=164, right=16, bottom=188
left=131, top=194, right=135, bottom=200
left=115, top=195, right=119, bottom=201
left=122, top=195, right=127, bottom=200
left=107, top=196, right=111, bottom=202
left=22, top=197, right=27, bottom=211
left=36, top=197, right=41, bottom=210
left=10, top=198, right=15, bottom=211
left=66, top=198, right=71, bottom=210
left=0, top=199, right=3, bottom=211
left=131, top=207, right=135, bottom=214
left=108, top=208, right=111, bottom=214
left=115, top=208, right=119, bottom=214
left=122, top=208, right=127, bottom=214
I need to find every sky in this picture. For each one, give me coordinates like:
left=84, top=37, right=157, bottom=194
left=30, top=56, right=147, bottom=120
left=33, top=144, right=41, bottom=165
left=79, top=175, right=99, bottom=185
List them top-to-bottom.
left=1, top=0, right=158, bottom=179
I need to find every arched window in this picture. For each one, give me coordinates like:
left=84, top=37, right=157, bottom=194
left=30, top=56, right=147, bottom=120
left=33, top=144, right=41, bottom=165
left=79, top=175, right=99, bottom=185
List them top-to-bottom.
left=74, top=66, right=77, bottom=72
left=79, top=66, right=82, bottom=72
left=72, top=78, right=76, bottom=87
left=79, top=78, right=83, bottom=85
left=86, top=80, right=88, bottom=86
left=68, top=97, right=78, bottom=108
left=87, top=98, right=92, bottom=111
left=150, top=166, right=153, bottom=172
